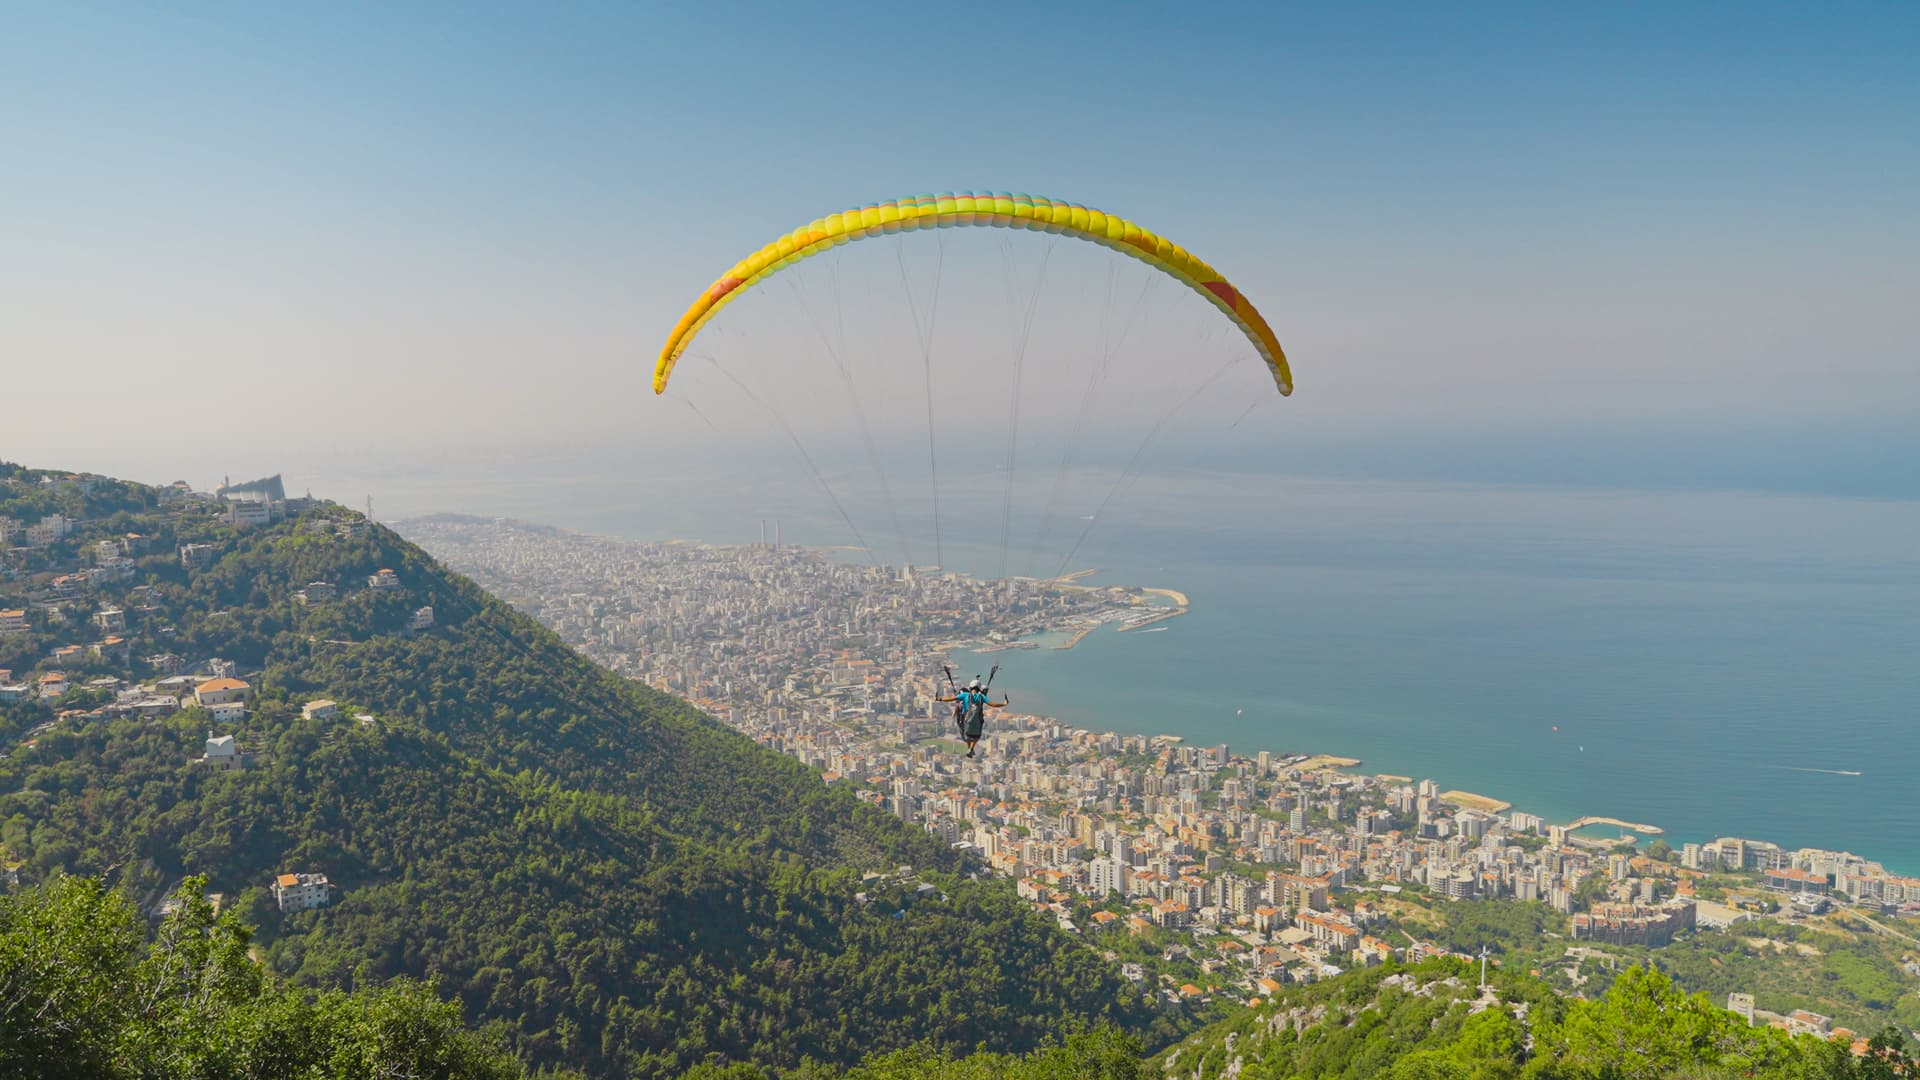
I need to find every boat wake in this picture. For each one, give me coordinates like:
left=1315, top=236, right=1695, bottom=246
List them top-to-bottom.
left=1769, top=765, right=1863, bottom=777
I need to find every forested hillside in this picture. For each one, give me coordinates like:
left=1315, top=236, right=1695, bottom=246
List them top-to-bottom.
left=0, top=465, right=1161, bottom=1077
left=0, top=875, right=537, bottom=1078
left=815, top=960, right=1917, bottom=1080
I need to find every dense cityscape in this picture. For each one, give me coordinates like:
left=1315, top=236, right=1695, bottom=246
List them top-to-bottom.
left=402, top=515, right=1920, bottom=1024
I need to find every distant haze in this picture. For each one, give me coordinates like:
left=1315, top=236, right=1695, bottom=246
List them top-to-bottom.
left=3, top=4, right=1916, bottom=488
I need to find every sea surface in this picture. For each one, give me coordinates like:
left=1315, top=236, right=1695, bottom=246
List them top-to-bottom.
left=97, top=443, right=1920, bottom=874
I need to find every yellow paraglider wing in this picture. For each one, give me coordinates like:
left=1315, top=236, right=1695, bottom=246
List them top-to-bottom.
left=653, top=191, right=1292, bottom=397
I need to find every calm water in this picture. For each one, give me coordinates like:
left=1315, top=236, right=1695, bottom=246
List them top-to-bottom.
left=115, top=444, right=1920, bottom=874
left=939, top=475, right=1920, bottom=874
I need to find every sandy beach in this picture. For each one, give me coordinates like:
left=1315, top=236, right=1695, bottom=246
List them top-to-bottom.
left=1296, top=754, right=1362, bottom=771
left=1440, top=790, right=1513, bottom=814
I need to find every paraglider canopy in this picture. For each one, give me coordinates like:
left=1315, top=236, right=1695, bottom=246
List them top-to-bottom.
left=654, top=191, right=1293, bottom=399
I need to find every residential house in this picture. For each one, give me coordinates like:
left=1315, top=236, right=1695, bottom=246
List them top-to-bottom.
left=25, top=515, right=72, bottom=546
left=179, top=543, right=216, bottom=568
left=95, top=558, right=136, bottom=582
left=367, top=568, right=401, bottom=590
left=293, top=581, right=335, bottom=605
left=406, top=605, right=434, bottom=630
left=92, top=608, right=127, bottom=633
left=0, top=609, right=27, bottom=635
left=89, top=637, right=130, bottom=665
left=144, top=653, right=185, bottom=675
left=38, top=673, right=69, bottom=700
left=155, top=675, right=200, bottom=697
left=193, top=677, right=251, bottom=707
left=118, top=695, right=179, bottom=719
left=301, top=700, right=338, bottom=721
left=207, top=701, right=246, bottom=724
left=1762, top=867, right=1832, bottom=896
left=270, top=873, right=334, bottom=912
left=1571, top=900, right=1697, bottom=947
left=1295, top=912, right=1361, bottom=952
left=1356, top=936, right=1395, bottom=967
left=1787, top=1010, right=1833, bottom=1037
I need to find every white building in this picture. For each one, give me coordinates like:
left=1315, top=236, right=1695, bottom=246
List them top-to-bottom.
left=229, top=502, right=273, bottom=527
left=25, top=515, right=72, bottom=545
left=368, top=569, right=401, bottom=590
left=293, top=582, right=335, bottom=606
left=406, top=606, right=435, bottom=630
left=301, top=700, right=338, bottom=721
left=207, top=701, right=246, bottom=724
left=200, top=733, right=243, bottom=771
left=1089, top=857, right=1130, bottom=898
left=271, top=873, right=333, bottom=912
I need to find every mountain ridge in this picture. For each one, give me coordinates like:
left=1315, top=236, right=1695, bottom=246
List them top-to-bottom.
left=0, top=463, right=1164, bottom=1076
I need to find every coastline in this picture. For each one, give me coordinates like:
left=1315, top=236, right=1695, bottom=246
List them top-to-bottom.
left=418, top=522, right=1920, bottom=883
left=948, top=571, right=1704, bottom=865
left=1021, top=577, right=1192, bottom=650
left=1116, top=607, right=1186, bottom=632
left=1055, top=626, right=1097, bottom=650
left=1297, top=754, right=1361, bottom=771
left=1440, top=790, right=1513, bottom=814
left=1567, top=815, right=1666, bottom=836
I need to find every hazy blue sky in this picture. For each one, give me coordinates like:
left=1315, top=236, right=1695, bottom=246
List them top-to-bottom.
left=4, top=3, right=1916, bottom=485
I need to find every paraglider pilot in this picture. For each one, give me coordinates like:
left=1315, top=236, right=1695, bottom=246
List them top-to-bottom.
left=936, top=677, right=1010, bottom=758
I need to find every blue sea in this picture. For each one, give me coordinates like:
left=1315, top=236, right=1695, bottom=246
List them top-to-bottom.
left=84, top=436, right=1920, bottom=874
left=941, top=473, right=1920, bottom=874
